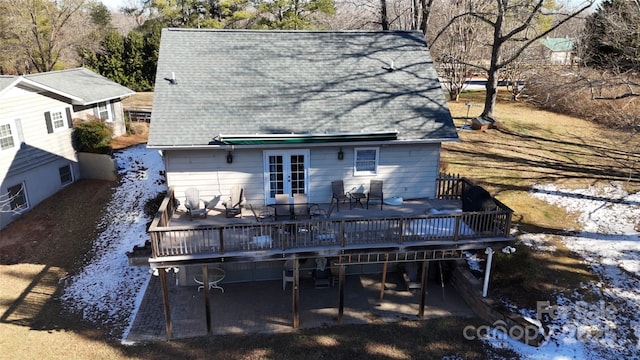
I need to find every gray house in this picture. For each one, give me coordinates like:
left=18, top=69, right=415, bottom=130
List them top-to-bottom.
left=146, top=29, right=513, bottom=337
left=149, top=29, right=458, bottom=206
left=0, top=68, right=134, bottom=230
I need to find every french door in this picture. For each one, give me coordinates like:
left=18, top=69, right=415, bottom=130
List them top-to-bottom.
left=263, top=150, right=309, bottom=204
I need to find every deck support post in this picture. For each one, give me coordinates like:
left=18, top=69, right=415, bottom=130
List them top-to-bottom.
left=483, top=247, right=494, bottom=297
left=379, top=255, right=388, bottom=300
left=293, top=258, right=300, bottom=329
left=418, top=260, right=428, bottom=319
left=439, top=261, right=446, bottom=301
left=338, top=263, right=345, bottom=324
left=202, top=264, right=212, bottom=333
left=158, top=268, right=173, bottom=338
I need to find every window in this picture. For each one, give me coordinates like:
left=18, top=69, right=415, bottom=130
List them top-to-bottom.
left=97, top=102, right=112, bottom=121
left=45, top=109, right=70, bottom=134
left=51, top=111, right=65, bottom=130
left=0, top=123, right=15, bottom=151
left=354, top=147, right=379, bottom=176
left=59, top=164, right=73, bottom=186
left=7, top=183, right=28, bottom=212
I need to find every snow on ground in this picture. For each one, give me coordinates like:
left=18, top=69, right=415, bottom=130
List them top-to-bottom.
left=60, top=144, right=165, bottom=338
left=59, top=146, right=640, bottom=358
left=480, top=182, right=640, bottom=359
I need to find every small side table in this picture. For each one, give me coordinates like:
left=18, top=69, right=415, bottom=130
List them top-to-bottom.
left=349, top=192, right=366, bottom=209
left=194, top=267, right=225, bottom=293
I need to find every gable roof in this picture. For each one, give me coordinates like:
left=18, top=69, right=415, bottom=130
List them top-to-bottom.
left=148, top=29, right=458, bottom=148
left=540, top=37, right=574, bottom=52
left=0, top=68, right=134, bottom=105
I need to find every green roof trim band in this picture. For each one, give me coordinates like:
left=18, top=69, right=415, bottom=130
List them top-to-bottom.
left=216, top=132, right=398, bottom=145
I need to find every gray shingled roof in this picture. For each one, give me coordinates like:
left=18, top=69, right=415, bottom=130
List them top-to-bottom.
left=148, top=29, right=457, bottom=147
left=23, top=68, right=134, bottom=105
left=0, top=76, right=18, bottom=93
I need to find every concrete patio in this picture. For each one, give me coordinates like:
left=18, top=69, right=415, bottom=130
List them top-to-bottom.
left=125, top=269, right=475, bottom=342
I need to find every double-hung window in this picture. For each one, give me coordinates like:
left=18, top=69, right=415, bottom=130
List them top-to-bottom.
left=97, top=102, right=112, bottom=121
left=45, top=108, right=70, bottom=134
left=51, top=111, right=65, bottom=130
left=0, top=123, right=16, bottom=151
left=354, top=147, right=379, bottom=176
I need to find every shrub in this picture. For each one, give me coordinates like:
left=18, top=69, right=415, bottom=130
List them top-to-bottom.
left=524, top=68, right=640, bottom=130
left=73, top=119, right=112, bottom=154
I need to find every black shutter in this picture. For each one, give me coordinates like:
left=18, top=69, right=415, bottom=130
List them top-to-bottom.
left=66, top=107, right=73, bottom=128
left=45, top=111, right=53, bottom=133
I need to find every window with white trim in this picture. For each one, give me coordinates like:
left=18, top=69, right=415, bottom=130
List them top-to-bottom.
left=97, top=102, right=112, bottom=121
left=51, top=110, right=65, bottom=130
left=0, top=123, right=16, bottom=151
left=353, top=147, right=379, bottom=176
left=59, top=164, right=73, bottom=186
left=7, top=183, right=28, bottom=212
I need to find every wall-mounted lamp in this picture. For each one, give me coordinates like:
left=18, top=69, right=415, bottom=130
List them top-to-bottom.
left=338, top=148, right=344, bottom=160
left=226, top=151, right=233, bottom=164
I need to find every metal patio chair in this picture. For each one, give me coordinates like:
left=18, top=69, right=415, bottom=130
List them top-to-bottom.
left=367, top=180, right=384, bottom=210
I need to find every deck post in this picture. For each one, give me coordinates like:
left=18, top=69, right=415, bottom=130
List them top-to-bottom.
left=483, top=247, right=495, bottom=297
left=379, top=255, right=388, bottom=300
left=293, top=258, right=299, bottom=329
left=418, top=260, right=428, bottom=319
left=338, top=263, right=345, bottom=324
left=203, top=265, right=211, bottom=333
left=158, top=268, right=172, bottom=338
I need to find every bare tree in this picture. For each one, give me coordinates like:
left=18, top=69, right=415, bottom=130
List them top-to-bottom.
left=0, top=0, right=97, bottom=73
left=432, top=0, right=596, bottom=121
left=429, top=1, right=484, bottom=100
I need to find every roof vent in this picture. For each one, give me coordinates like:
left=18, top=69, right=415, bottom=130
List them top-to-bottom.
left=382, top=60, right=395, bottom=72
left=164, top=72, right=177, bottom=85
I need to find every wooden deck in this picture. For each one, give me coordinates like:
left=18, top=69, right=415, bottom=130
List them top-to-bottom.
left=147, top=177, right=514, bottom=268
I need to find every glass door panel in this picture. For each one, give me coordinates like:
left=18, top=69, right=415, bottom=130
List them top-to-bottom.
left=264, top=150, right=309, bottom=204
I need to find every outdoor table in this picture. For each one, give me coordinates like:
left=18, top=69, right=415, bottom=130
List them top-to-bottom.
left=349, top=192, right=366, bottom=209
left=268, top=203, right=293, bottom=221
left=194, top=267, right=225, bottom=293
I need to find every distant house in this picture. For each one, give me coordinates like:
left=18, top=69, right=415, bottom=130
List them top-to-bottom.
left=540, top=37, right=575, bottom=65
left=0, top=68, right=134, bottom=230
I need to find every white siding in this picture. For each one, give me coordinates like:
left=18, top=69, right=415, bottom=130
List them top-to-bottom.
left=0, top=86, right=78, bottom=229
left=165, top=143, right=441, bottom=207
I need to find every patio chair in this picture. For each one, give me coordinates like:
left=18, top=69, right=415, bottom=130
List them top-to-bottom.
left=331, top=180, right=349, bottom=212
left=367, top=180, right=384, bottom=210
left=222, top=185, right=245, bottom=218
left=184, top=187, right=208, bottom=220
left=293, top=193, right=311, bottom=220
left=274, top=194, right=292, bottom=221
left=249, top=204, right=272, bottom=222
left=313, top=257, right=331, bottom=289
left=283, top=259, right=294, bottom=291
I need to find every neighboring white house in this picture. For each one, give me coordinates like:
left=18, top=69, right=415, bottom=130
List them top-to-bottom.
left=148, top=29, right=460, bottom=207
left=540, top=37, right=575, bottom=65
left=0, top=68, right=134, bottom=230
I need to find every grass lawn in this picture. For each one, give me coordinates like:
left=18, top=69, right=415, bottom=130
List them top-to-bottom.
left=1, top=90, right=638, bottom=358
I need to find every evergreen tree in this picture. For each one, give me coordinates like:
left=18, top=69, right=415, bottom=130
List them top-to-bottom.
left=580, top=0, right=640, bottom=71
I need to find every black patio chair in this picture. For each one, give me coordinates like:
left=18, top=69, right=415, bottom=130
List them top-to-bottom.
left=331, top=180, right=349, bottom=212
left=367, top=180, right=384, bottom=210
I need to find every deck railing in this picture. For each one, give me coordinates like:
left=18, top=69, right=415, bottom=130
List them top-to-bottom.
left=147, top=175, right=513, bottom=259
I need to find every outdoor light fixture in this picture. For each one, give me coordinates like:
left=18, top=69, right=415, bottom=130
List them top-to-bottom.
left=338, top=148, right=344, bottom=160
left=226, top=151, right=233, bottom=164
